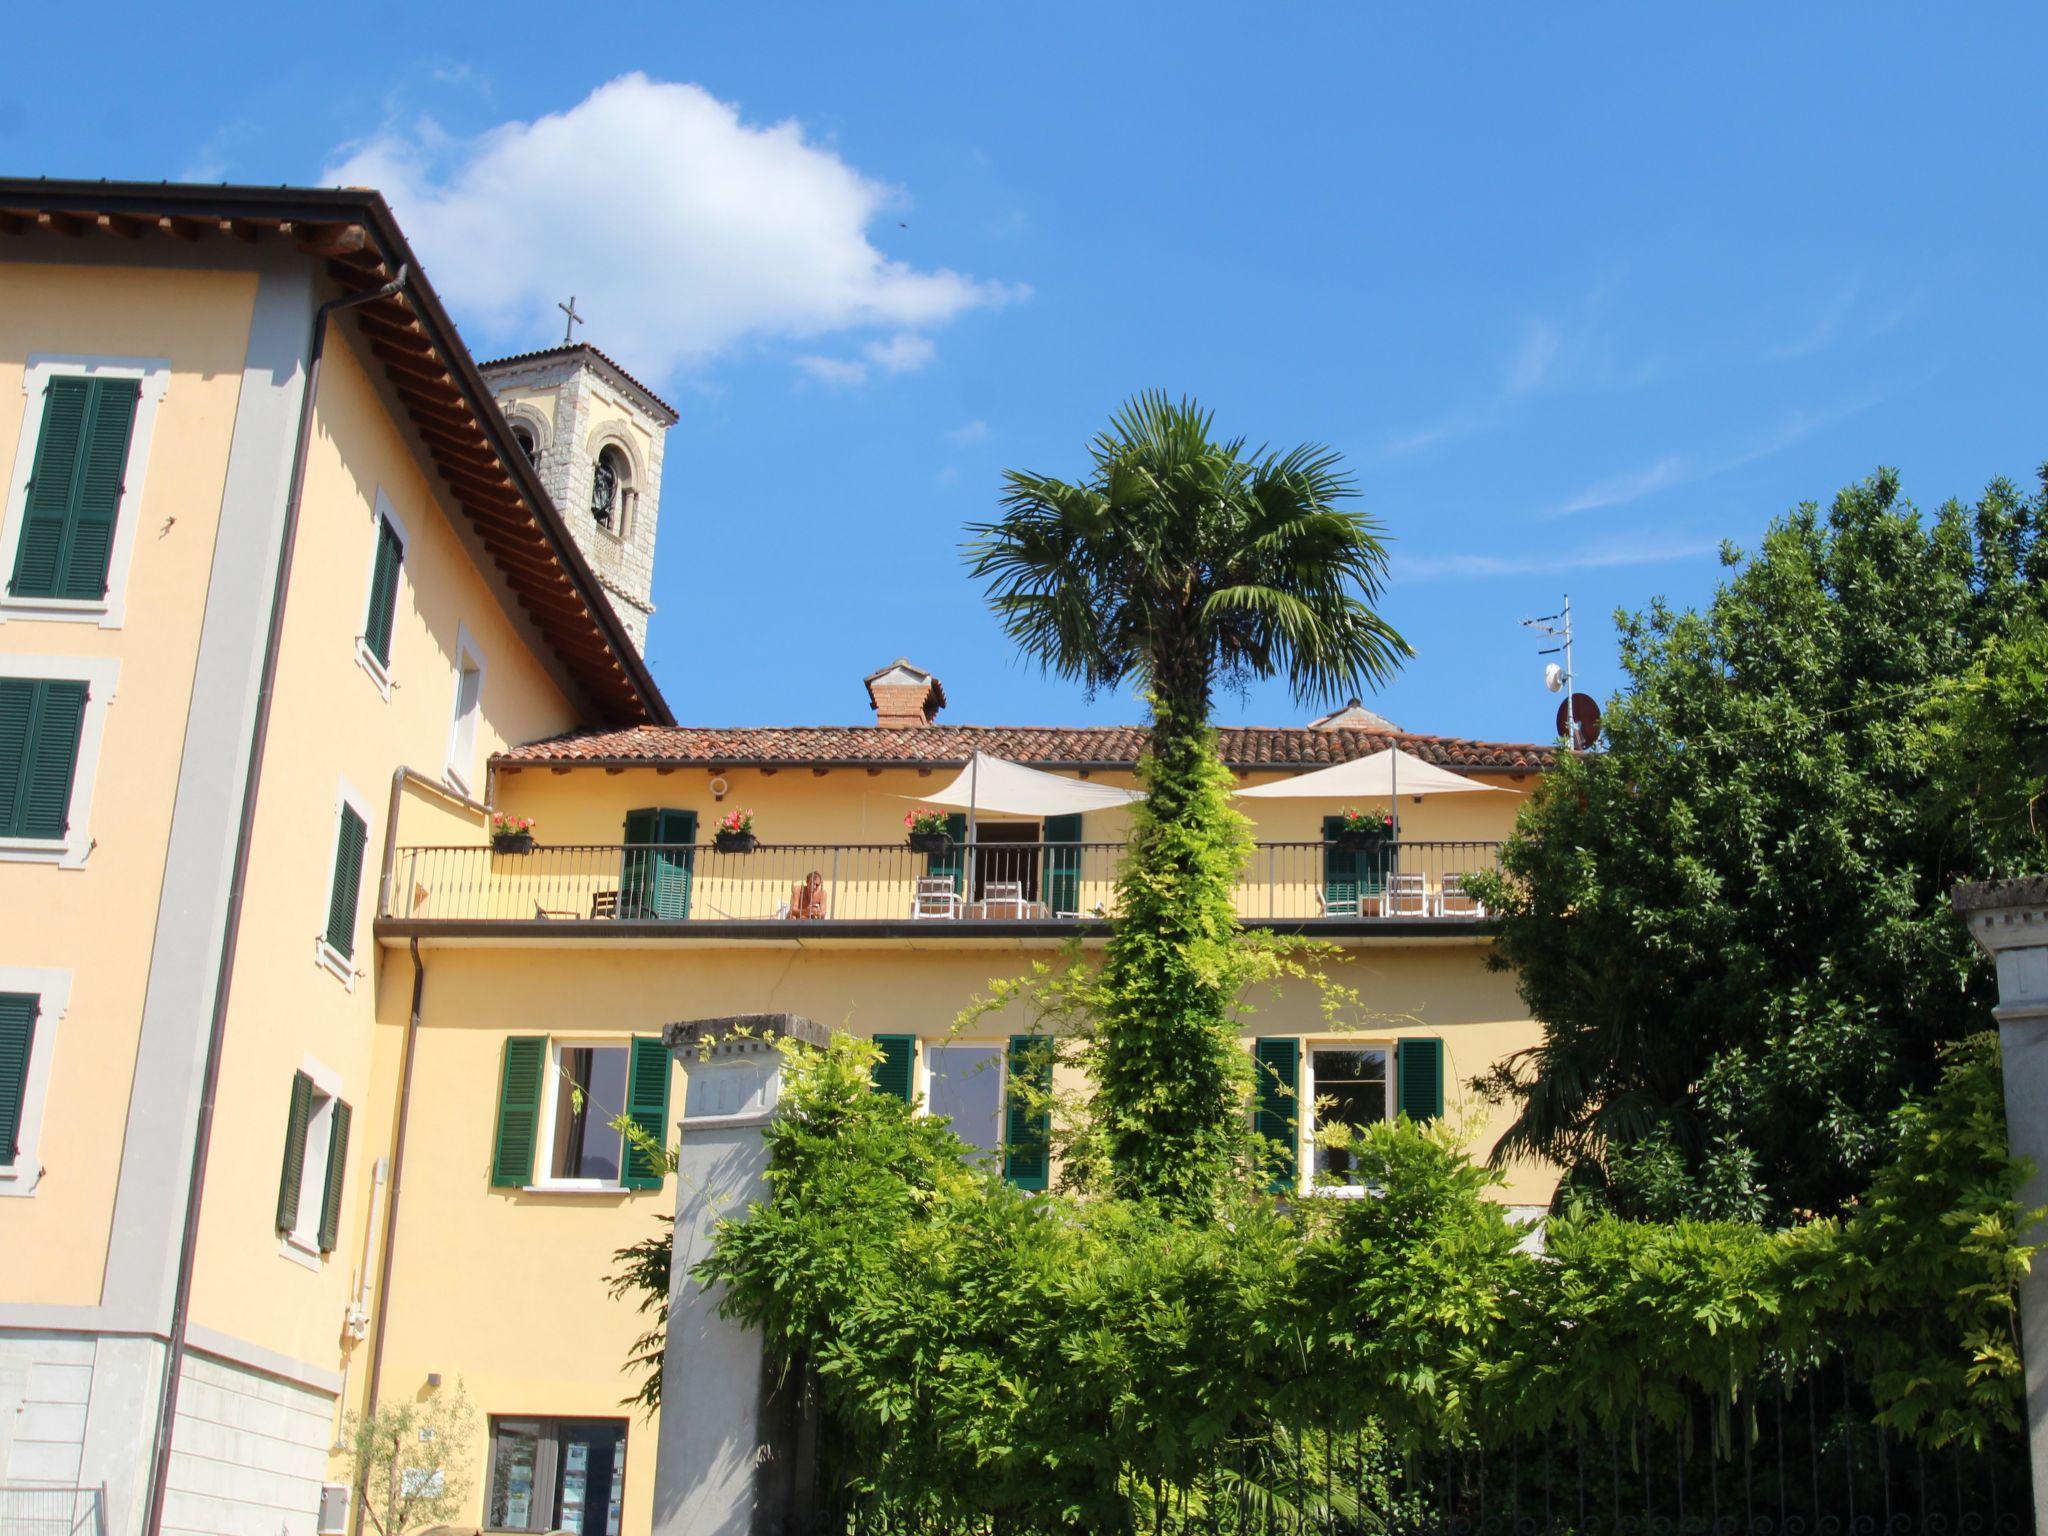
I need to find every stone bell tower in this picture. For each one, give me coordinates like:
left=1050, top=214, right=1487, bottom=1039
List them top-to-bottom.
left=480, top=341, right=677, bottom=653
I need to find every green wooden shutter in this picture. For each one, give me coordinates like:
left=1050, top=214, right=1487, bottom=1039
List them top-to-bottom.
left=11, top=377, right=139, bottom=601
left=362, top=515, right=404, bottom=667
left=0, top=680, right=87, bottom=841
left=0, top=681, right=27, bottom=836
left=325, top=803, right=369, bottom=959
left=621, top=808, right=695, bottom=919
left=928, top=813, right=969, bottom=896
left=1044, top=813, right=1083, bottom=915
left=1322, top=817, right=1363, bottom=913
left=0, top=993, right=39, bottom=1166
left=870, top=1035, right=916, bottom=1102
left=1003, top=1035, right=1052, bottom=1191
left=491, top=1036, right=546, bottom=1188
left=621, top=1036, right=671, bottom=1190
left=1253, top=1037, right=1301, bottom=1194
left=1396, top=1037, right=1444, bottom=1123
left=275, top=1071, right=315, bottom=1234
left=316, top=1100, right=352, bottom=1252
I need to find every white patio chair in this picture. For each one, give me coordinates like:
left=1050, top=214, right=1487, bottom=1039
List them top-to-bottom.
left=1381, top=871, right=1429, bottom=917
left=1438, top=873, right=1486, bottom=918
left=912, top=876, right=963, bottom=920
left=981, top=879, right=1028, bottom=918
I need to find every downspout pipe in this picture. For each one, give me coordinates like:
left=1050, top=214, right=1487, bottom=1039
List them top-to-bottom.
left=142, top=262, right=409, bottom=1536
left=350, top=936, right=428, bottom=1536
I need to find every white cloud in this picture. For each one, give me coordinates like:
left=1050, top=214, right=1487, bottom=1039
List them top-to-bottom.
left=324, top=74, right=1024, bottom=381
left=1503, top=318, right=1562, bottom=395
left=795, top=331, right=938, bottom=388
left=794, top=355, right=873, bottom=387
left=944, top=419, right=991, bottom=445
left=1554, top=454, right=1693, bottom=517
left=1397, top=535, right=1718, bottom=582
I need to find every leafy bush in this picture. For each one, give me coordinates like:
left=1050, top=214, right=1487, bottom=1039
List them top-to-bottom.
left=688, top=1031, right=2033, bottom=1530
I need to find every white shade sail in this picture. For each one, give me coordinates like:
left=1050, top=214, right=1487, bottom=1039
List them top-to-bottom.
left=1232, top=747, right=1506, bottom=800
left=914, top=751, right=1144, bottom=817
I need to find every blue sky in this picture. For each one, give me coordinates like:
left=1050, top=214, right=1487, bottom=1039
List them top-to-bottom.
left=8, top=5, right=2044, bottom=741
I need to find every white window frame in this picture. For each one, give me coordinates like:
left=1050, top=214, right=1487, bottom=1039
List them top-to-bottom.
left=0, top=354, right=170, bottom=629
left=354, top=491, right=409, bottom=699
left=443, top=624, right=487, bottom=796
left=0, top=652, right=120, bottom=870
left=314, top=777, right=374, bottom=990
left=0, top=964, right=72, bottom=1196
left=528, top=1036, right=632, bottom=1193
left=1303, top=1041, right=1392, bottom=1198
left=279, top=1052, right=343, bottom=1269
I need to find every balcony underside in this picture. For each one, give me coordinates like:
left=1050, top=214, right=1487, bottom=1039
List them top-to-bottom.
left=374, top=914, right=1497, bottom=950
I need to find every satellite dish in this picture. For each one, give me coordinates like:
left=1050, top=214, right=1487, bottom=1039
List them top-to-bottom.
left=1543, top=662, right=1565, bottom=693
left=1556, top=693, right=1601, bottom=749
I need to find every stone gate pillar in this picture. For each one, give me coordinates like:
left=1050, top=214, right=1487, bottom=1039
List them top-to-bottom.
left=1957, top=878, right=2048, bottom=1536
left=651, top=1013, right=831, bottom=1536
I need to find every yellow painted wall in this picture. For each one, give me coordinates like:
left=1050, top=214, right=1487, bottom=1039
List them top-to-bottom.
left=0, top=261, right=256, bottom=1305
left=183, top=320, right=582, bottom=1376
left=370, top=928, right=1553, bottom=1536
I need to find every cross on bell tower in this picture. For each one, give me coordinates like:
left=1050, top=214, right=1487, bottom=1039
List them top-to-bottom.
left=557, top=294, right=584, bottom=344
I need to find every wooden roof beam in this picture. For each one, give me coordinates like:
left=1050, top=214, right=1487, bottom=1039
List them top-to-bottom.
left=39, top=211, right=88, bottom=237
left=160, top=215, right=208, bottom=242
left=296, top=221, right=368, bottom=257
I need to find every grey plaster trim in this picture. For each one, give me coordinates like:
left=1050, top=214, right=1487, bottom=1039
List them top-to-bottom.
left=100, top=254, right=318, bottom=1328
left=1955, top=876, right=2048, bottom=913
left=0, top=1311, right=341, bottom=1396
left=184, top=1321, right=342, bottom=1397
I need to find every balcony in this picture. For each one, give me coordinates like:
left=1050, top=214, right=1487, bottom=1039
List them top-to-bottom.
left=377, top=839, right=1502, bottom=939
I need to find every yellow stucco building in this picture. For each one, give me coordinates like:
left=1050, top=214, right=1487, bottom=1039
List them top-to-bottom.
left=0, top=180, right=1553, bottom=1536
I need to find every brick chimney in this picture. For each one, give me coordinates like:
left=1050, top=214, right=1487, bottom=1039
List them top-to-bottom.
left=864, top=659, right=946, bottom=728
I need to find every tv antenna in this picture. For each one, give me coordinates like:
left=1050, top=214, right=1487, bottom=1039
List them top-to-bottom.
left=1522, top=595, right=1598, bottom=749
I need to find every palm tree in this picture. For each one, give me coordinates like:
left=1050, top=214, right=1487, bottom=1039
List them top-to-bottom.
left=966, top=392, right=1410, bottom=760
left=966, top=394, right=1411, bottom=1210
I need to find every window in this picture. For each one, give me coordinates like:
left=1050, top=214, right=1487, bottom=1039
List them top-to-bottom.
left=0, top=356, right=168, bottom=627
left=510, top=422, right=539, bottom=464
left=590, top=445, right=630, bottom=536
left=356, top=496, right=407, bottom=693
left=444, top=628, right=486, bottom=794
left=0, top=656, right=117, bottom=868
left=0, top=677, right=86, bottom=840
left=317, top=781, right=372, bottom=985
left=619, top=808, right=695, bottom=919
left=1322, top=816, right=1390, bottom=917
left=0, top=969, right=67, bottom=1197
left=0, top=994, right=39, bottom=1175
left=491, top=1035, right=670, bottom=1191
left=1258, top=1037, right=1445, bottom=1195
left=926, top=1042, right=1004, bottom=1160
left=550, top=1044, right=627, bottom=1182
left=1307, top=1045, right=1389, bottom=1186
left=275, top=1063, right=351, bottom=1265
left=487, top=1417, right=627, bottom=1535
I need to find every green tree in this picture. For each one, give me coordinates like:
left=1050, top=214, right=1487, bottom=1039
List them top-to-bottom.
left=966, top=393, right=1409, bottom=1209
left=1470, top=468, right=2048, bottom=1220
left=341, top=1382, right=478, bottom=1536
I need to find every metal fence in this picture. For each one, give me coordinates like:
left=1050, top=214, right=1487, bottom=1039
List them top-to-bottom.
left=381, top=840, right=1504, bottom=927
left=816, top=1370, right=2026, bottom=1534
left=0, top=1486, right=105, bottom=1536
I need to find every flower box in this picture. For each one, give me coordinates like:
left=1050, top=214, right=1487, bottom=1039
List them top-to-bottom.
left=714, top=830, right=758, bottom=854
left=492, top=831, right=535, bottom=855
left=907, top=831, right=953, bottom=856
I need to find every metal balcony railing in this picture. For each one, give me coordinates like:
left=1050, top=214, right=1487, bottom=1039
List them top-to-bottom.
left=381, top=840, right=1502, bottom=927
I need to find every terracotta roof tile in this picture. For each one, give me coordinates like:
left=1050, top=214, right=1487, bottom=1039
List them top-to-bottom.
left=478, top=342, right=680, bottom=423
left=495, top=724, right=1555, bottom=773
